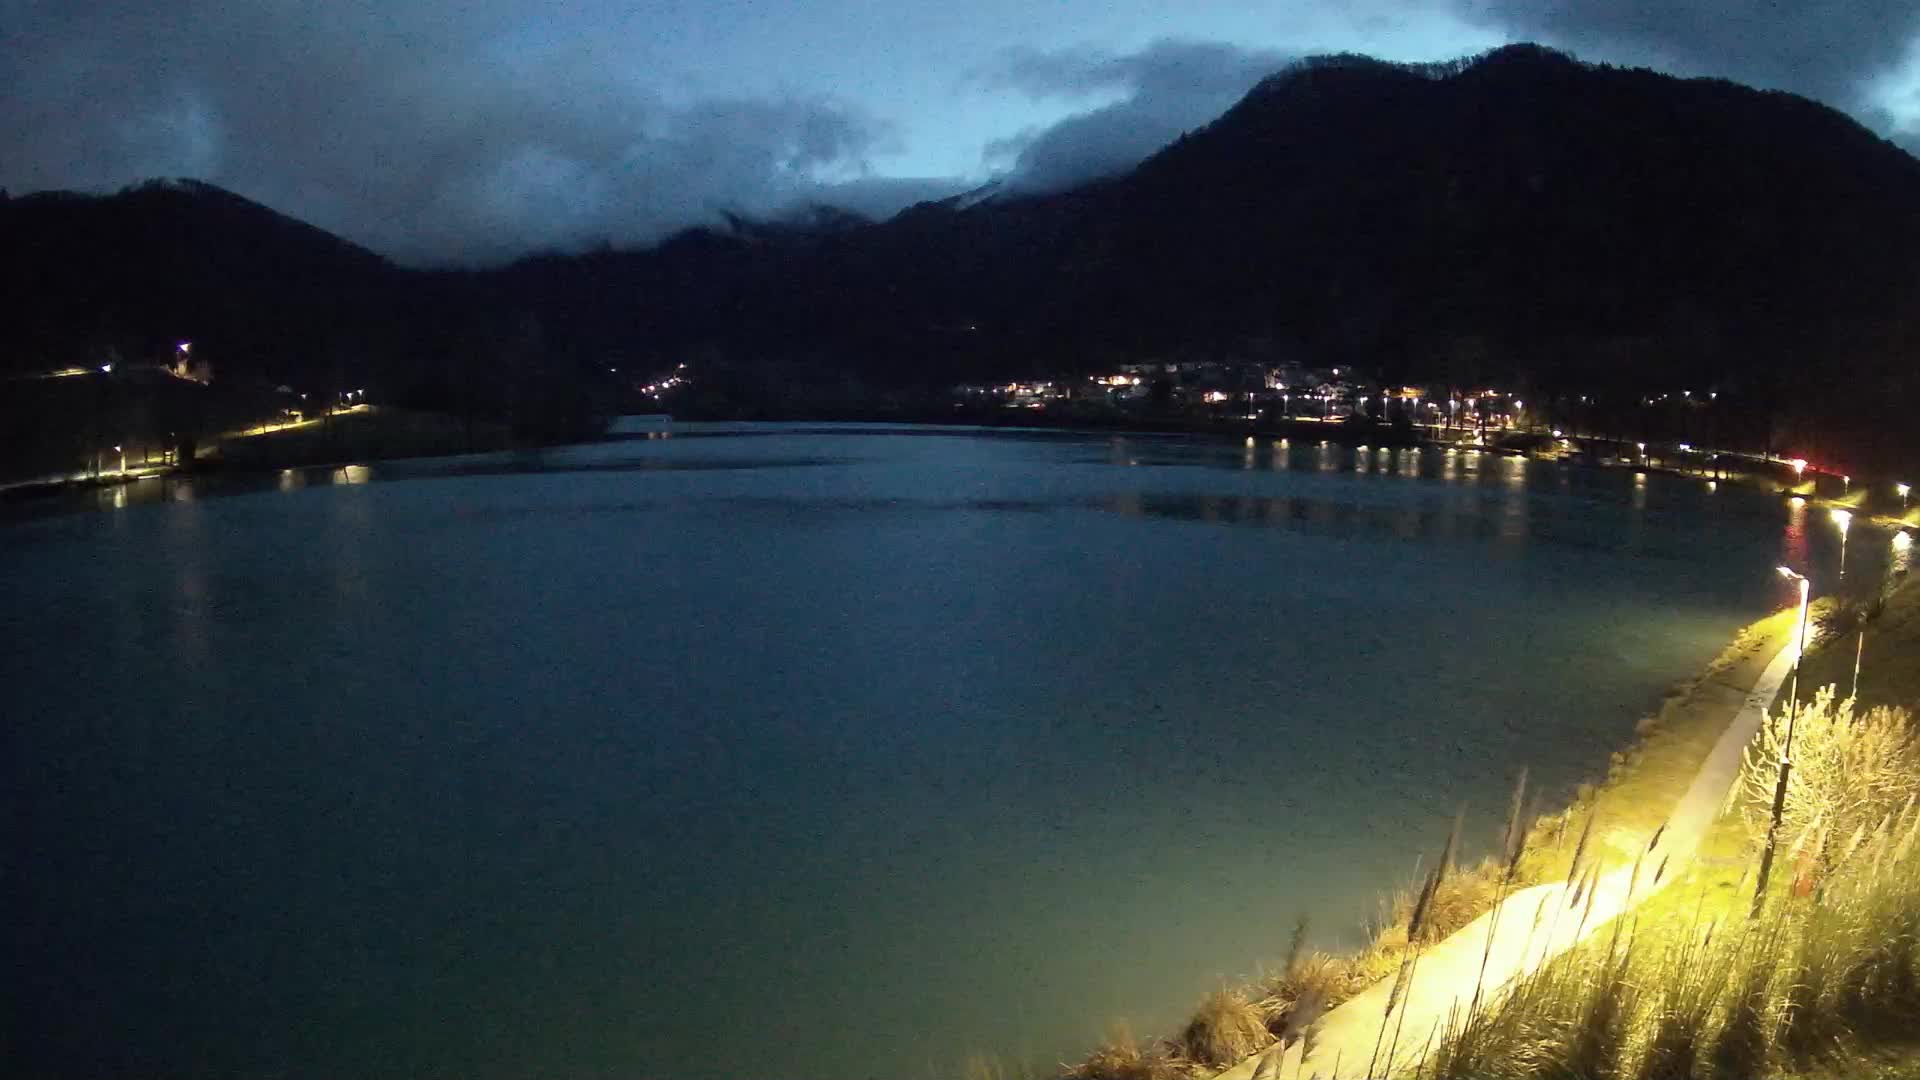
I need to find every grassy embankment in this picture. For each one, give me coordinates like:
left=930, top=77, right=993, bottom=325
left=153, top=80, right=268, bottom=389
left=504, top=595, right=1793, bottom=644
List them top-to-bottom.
left=992, top=579, right=1919, bottom=1080
left=1415, top=579, right=1920, bottom=1080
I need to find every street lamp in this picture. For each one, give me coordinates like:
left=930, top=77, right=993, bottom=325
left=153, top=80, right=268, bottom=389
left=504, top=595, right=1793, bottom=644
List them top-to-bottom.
left=1899, top=482, right=1911, bottom=510
left=1832, top=508, right=1852, bottom=576
left=1755, top=565, right=1814, bottom=914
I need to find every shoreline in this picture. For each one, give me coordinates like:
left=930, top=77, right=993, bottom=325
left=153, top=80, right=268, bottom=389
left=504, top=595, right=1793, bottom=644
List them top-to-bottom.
left=13, top=413, right=1911, bottom=531
left=1052, top=602, right=1804, bottom=1080
left=1214, top=623, right=1805, bottom=1080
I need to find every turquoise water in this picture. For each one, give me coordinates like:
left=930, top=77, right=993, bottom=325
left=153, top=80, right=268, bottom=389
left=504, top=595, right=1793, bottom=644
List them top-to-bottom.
left=0, top=424, right=1878, bottom=1078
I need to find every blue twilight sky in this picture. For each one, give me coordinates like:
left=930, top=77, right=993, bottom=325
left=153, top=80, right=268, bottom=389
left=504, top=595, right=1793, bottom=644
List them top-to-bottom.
left=5, top=0, right=1918, bottom=265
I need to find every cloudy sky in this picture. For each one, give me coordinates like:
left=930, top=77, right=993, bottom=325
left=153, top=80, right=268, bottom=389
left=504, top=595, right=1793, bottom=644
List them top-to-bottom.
left=6, top=0, right=1917, bottom=265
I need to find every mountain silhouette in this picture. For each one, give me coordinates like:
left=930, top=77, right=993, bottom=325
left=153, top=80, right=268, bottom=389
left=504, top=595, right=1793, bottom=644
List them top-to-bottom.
left=5, top=45, right=1918, bottom=469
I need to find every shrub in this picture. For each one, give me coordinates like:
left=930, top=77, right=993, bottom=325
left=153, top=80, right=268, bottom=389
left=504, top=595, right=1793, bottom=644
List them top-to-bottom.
left=1739, top=689, right=1920, bottom=850
left=1178, top=990, right=1273, bottom=1067
left=1059, top=1027, right=1189, bottom=1080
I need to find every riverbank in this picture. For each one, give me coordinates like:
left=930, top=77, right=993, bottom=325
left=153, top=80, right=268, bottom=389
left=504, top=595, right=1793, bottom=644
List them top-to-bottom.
left=681, top=404, right=1920, bottom=528
left=0, top=405, right=615, bottom=521
left=1396, top=577, right=1920, bottom=1080
left=1198, top=580, right=1920, bottom=1080
left=1043, top=598, right=1809, bottom=1079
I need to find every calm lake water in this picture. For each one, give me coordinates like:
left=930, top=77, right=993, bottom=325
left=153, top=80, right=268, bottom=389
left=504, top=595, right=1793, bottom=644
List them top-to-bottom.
left=0, top=423, right=1884, bottom=1079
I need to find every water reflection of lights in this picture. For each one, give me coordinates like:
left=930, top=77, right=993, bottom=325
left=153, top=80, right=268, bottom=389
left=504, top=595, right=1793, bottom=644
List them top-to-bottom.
left=1783, top=493, right=1809, bottom=571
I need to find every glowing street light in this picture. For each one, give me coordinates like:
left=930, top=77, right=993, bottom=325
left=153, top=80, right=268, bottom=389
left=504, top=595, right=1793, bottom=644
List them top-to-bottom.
left=1790, top=458, right=1808, bottom=478
left=1899, top=482, right=1911, bottom=510
left=1832, top=508, right=1853, bottom=575
left=1755, top=565, right=1814, bottom=914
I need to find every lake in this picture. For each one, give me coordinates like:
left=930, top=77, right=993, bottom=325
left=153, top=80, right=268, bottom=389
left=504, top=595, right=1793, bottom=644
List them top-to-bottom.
left=0, top=423, right=1879, bottom=1078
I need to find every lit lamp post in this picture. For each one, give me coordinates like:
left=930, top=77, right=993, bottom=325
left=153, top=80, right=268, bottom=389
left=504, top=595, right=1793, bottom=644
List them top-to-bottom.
left=1899, top=483, right=1911, bottom=512
left=1832, top=508, right=1852, bottom=576
left=1754, top=565, right=1814, bottom=915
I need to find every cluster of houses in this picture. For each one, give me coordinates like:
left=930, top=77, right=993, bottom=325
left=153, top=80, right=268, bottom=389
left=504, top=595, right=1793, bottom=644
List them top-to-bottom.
left=954, top=361, right=1526, bottom=431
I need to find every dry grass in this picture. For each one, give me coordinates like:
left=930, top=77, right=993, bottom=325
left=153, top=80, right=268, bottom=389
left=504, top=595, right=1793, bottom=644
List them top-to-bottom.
left=1040, top=593, right=1920, bottom=1080
left=1739, top=687, right=1920, bottom=847
left=1425, top=693, right=1920, bottom=1080
left=1252, top=951, right=1368, bottom=1033
left=1178, top=990, right=1273, bottom=1067
left=1058, top=1027, right=1191, bottom=1080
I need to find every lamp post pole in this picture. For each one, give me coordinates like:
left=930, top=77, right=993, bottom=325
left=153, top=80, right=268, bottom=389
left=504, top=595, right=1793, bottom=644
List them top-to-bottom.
left=1754, top=567, right=1812, bottom=915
